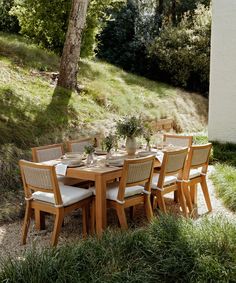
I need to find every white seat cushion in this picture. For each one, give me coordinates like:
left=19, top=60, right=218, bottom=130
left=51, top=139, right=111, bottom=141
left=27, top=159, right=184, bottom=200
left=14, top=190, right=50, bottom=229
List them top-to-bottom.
left=189, top=169, right=201, bottom=179
left=151, top=174, right=177, bottom=190
left=90, top=182, right=144, bottom=203
left=32, top=184, right=92, bottom=207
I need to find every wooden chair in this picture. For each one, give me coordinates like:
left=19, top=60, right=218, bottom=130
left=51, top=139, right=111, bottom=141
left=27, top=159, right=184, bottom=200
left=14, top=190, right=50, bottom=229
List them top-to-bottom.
left=163, top=134, right=193, bottom=147
left=67, top=137, right=94, bottom=153
left=31, top=143, right=81, bottom=187
left=32, top=143, right=64, bottom=163
left=183, top=143, right=212, bottom=215
left=151, top=148, right=189, bottom=217
left=91, top=156, right=155, bottom=230
left=19, top=160, right=93, bottom=246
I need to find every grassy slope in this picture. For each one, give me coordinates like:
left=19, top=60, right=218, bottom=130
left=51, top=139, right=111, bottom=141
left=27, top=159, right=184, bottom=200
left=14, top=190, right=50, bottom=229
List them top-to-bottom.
left=0, top=32, right=208, bottom=220
left=0, top=32, right=208, bottom=148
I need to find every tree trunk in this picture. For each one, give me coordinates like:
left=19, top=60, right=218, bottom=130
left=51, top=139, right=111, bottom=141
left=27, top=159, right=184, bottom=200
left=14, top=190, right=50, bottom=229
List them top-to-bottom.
left=57, top=0, right=89, bottom=91
left=155, top=0, right=164, bottom=32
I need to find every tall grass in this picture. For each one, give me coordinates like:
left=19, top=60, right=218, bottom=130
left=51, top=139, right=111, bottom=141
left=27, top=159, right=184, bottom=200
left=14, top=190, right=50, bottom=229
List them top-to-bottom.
left=211, top=164, right=236, bottom=211
left=1, top=215, right=236, bottom=282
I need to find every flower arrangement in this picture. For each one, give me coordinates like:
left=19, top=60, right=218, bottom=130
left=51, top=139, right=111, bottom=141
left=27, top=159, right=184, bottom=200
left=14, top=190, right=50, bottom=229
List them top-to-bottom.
left=116, top=116, right=144, bottom=138
left=143, top=124, right=153, bottom=150
left=103, top=134, right=116, bottom=153
left=84, top=144, right=95, bottom=155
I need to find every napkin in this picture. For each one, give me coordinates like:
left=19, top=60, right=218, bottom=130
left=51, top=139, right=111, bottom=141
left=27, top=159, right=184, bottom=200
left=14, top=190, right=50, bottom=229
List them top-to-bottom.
left=155, top=152, right=164, bottom=164
left=56, top=163, right=68, bottom=176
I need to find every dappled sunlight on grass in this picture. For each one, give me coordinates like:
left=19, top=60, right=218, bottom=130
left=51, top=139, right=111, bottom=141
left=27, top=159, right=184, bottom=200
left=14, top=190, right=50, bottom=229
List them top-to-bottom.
left=0, top=32, right=59, bottom=71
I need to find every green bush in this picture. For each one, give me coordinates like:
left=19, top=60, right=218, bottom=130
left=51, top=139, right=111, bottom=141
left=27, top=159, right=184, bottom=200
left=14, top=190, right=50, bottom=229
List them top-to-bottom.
left=0, top=0, right=19, bottom=33
left=10, top=0, right=123, bottom=56
left=98, top=0, right=148, bottom=74
left=149, top=4, right=211, bottom=95
left=212, top=142, right=236, bottom=167
left=1, top=215, right=236, bottom=282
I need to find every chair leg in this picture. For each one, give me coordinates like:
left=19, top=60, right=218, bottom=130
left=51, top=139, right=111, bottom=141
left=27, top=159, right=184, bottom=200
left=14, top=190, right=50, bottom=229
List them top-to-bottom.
left=201, top=178, right=212, bottom=212
left=183, top=184, right=193, bottom=216
left=190, top=184, right=197, bottom=206
left=178, top=185, right=188, bottom=218
left=156, top=191, right=167, bottom=214
left=174, top=191, right=178, bottom=203
left=151, top=193, right=158, bottom=210
left=144, top=195, right=153, bottom=221
left=90, top=199, right=95, bottom=235
left=22, top=201, right=32, bottom=245
left=82, top=206, right=88, bottom=238
left=116, top=206, right=128, bottom=229
left=129, top=206, right=136, bottom=220
left=51, top=209, right=64, bottom=246
left=35, top=210, right=45, bottom=231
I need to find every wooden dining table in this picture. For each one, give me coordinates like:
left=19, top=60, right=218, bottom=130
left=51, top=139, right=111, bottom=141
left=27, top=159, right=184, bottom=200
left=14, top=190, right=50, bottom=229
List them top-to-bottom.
left=65, top=155, right=161, bottom=235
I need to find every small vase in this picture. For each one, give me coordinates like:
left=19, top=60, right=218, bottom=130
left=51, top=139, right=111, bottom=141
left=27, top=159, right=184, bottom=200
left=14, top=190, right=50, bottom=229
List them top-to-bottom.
left=126, top=137, right=137, bottom=155
left=146, top=142, right=151, bottom=152
left=106, top=151, right=112, bottom=160
left=86, top=153, right=94, bottom=167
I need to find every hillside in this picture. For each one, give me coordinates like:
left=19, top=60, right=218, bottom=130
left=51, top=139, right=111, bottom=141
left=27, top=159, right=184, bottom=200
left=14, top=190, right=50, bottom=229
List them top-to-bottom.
left=0, top=32, right=208, bottom=215
left=0, top=33, right=208, bottom=147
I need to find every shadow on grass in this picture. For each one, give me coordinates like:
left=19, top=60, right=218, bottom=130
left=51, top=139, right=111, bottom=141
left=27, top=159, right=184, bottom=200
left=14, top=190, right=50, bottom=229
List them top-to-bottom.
left=0, top=85, right=75, bottom=197
left=33, top=86, right=73, bottom=142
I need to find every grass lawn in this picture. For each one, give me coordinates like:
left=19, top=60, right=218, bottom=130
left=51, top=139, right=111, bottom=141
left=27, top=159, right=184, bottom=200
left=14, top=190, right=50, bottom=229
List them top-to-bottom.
left=210, top=142, right=236, bottom=211
left=1, top=215, right=236, bottom=283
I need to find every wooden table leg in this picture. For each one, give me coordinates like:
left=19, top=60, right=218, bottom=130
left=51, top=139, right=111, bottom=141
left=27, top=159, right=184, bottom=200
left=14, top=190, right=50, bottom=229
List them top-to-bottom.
left=95, top=174, right=107, bottom=235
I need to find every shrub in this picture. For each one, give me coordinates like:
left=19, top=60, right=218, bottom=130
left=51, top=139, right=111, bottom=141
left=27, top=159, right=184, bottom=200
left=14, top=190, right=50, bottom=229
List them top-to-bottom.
left=0, top=0, right=20, bottom=33
left=10, top=0, right=123, bottom=56
left=148, top=4, right=211, bottom=95
left=1, top=215, right=236, bottom=282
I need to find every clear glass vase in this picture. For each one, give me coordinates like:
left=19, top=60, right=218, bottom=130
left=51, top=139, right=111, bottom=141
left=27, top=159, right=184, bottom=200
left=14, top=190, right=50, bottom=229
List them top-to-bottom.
left=86, top=153, right=94, bottom=167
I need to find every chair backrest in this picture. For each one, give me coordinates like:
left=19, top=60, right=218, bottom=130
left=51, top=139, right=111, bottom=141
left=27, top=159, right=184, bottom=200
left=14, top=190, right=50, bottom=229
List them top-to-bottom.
left=163, top=134, right=193, bottom=147
left=67, top=138, right=93, bottom=153
left=184, top=143, right=212, bottom=179
left=31, top=144, right=64, bottom=163
left=157, top=148, right=188, bottom=188
left=117, top=156, right=155, bottom=202
left=19, top=160, right=62, bottom=205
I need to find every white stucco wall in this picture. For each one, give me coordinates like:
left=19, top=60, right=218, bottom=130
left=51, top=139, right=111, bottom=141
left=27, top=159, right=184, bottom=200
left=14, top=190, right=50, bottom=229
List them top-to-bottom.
left=208, top=0, right=236, bottom=143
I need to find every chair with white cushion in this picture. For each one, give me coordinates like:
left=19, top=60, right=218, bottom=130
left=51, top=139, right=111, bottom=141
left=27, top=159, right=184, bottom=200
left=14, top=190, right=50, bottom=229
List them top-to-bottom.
left=163, top=134, right=193, bottom=148
left=67, top=137, right=94, bottom=153
left=31, top=143, right=81, bottom=187
left=183, top=143, right=212, bottom=215
left=151, top=148, right=189, bottom=216
left=91, top=156, right=155, bottom=230
left=19, top=160, right=93, bottom=246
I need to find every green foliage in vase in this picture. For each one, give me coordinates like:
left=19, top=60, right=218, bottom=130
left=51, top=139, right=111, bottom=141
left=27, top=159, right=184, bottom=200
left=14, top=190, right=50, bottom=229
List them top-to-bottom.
left=116, top=116, right=144, bottom=139
left=143, top=123, right=153, bottom=144
left=102, top=134, right=116, bottom=153
left=84, top=144, right=95, bottom=154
